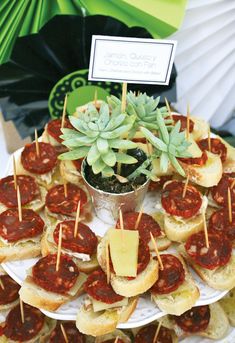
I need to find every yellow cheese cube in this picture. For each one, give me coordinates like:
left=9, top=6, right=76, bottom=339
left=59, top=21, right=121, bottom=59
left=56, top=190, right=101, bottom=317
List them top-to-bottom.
left=109, top=229, right=139, bottom=277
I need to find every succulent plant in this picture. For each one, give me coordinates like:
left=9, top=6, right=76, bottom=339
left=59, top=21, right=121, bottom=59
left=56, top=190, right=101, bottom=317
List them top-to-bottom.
left=108, top=91, right=171, bottom=138
left=59, top=102, right=139, bottom=177
left=140, top=110, right=192, bottom=176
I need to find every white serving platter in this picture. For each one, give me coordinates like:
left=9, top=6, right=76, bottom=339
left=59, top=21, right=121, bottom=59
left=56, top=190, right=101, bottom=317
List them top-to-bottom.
left=0, top=149, right=229, bottom=327
left=181, top=326, right=235, bottom=343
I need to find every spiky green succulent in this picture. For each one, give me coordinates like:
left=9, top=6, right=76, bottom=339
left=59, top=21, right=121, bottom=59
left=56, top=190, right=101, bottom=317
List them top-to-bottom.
left=108, top=91, right=171, bottom=138
left=59, top=102, right=139, bottom=177
left=140, top=110, right=192, bottom=176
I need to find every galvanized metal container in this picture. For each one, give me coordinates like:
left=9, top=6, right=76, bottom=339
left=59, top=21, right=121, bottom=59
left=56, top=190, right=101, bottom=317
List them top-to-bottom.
left=81, top=160, right=150, bottom=225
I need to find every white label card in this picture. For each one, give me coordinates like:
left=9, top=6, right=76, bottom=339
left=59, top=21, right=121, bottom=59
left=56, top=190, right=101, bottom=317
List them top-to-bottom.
left=89, top=35, right=177, bottom=85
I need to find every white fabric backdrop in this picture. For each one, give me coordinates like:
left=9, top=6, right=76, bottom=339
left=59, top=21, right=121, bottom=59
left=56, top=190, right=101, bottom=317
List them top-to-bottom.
left=170, top=0, right=235, bottom=128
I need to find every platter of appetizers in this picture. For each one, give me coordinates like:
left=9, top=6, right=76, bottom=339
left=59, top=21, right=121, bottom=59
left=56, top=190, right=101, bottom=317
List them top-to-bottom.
left=0, top=92, right=235, bottom=337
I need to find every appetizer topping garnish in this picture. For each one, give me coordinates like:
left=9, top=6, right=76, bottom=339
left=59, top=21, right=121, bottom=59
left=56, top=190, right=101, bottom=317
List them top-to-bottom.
left=172, top=114, right=194, bottom=133
left=47, top=118, right=73, bottom=143
left=197, top=138, right=227, bottom=162
left=21, top=142, right=57, bottom=174
left=178, top=150, right=208, bottom=166
left=73, top=159, right=83, bottom=172
left=211, top=173, right=235, bottom=207
left=0, top=175, right=39, bottom=207
left=149, top=175, right=173, bottom=192
left=161, top=180, right=202, bottom=218
left=46, top=183, right=87, bottom=216
left=209, top=208, right=235, bottom=241
left=0, top=209, right=44, bottom=243
left=116, top=212, right=163, bottom=243
left=53, top=220, right=97, bottom=255
left=185, top=231, right=232, bottom=270
left=109, top=238, right=150, bottom=279
left=32, top=254, right=79, bottom=294
left=151, top=254, right=185, bottom=294
left=84, top=269, right=124, bottom=304
left=0, top=275, right=20, bottom=305
left=3, top=303, right=45, bottom=341
left=174, top=305, right=210, bottom=333
left=49, top=321, right=85, bottom=343
left=134, top=324, right=173, bottom=343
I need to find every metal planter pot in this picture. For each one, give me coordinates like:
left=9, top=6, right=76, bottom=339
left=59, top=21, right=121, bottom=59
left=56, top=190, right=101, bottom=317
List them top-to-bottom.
left=81, top=160, right=150, bottom=225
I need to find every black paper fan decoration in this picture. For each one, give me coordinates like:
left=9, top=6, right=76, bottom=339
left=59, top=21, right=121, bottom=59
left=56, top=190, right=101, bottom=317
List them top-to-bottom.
left=0, top=14, right=177, bottom=138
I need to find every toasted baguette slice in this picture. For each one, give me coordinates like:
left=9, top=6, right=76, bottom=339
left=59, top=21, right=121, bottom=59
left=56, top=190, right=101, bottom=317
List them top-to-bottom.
left=75, top=100, right=104, bottom=114
left=190, top=115, right=210, bottom=141
left=41, top=126, right=60, bottom=147
left=218, top=136, right=235, bottom=173
left=179, top=151, right=222, bottom=188
left=16, top=155, right=62, bottom=189
left=60, top=160, right=82, bottom=185
left=0, top=185, right=46, bottom=214
left=44, top=197, right=92, bottom=223
left=148, top=212, right=171, bottom=251
left=163, top=213, right=204, bottom=243
left=41, top=227, right=99, bottom=274
left=97, top=230, right=158, bottom=297
left=0, top=238, right=41, bottom=263
left=179, top=244, right=235, bottom=290
left=151, top=255, right=199, bottom=315
left=19, top=267, right=87, bottom=311
left=219, top=288, right=235, bottom=326
left=76, top=297, right=137, bottom=337
left=0, top=298, right=19, bottom=312
left=171, top=303, right=229, bottom=340
left=0, top=316, right=56, bottom=343
left=132, top=321, right=178, bottom=343
left=95, top=329, right=131, bottom=343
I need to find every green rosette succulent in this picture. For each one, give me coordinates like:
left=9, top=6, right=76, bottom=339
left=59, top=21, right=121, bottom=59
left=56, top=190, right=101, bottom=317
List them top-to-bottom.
left=108, top=91, right=171, bottom=138
left=59, top=102, right=138, bottom=177
left=140, top=109, right=191, bottom=176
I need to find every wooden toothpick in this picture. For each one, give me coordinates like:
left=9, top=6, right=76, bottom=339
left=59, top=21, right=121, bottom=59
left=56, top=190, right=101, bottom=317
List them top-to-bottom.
left=121, top=82, right=127, bottom=113
left=61, top=94, right=68, bottom=129
left=165, top=97, right=173, bottom=120
left=186, top=104, right=190, bottom=140
left=208, top=127, right=211, bottom=152
left=34, top=129, right=40, bottom=157
left=13, top=155, right=17, bottom=189
left=182, top=174, right=190, bottom=198
left=63, top=179, right=68, bottom=198
left=231, top=179, right=235, bottom=189
left=17, top=185, right=22, bottom=222
left=228, top=187, right=233, bottom=223
left=74, top=200, right=81, bottom=238
left=119, top=208, right=124, bottom=231
left=134, top=208, right=144, bottom=230
left=202, top=212, right=209, bottom=248
left=56, top=224, right=63, bottom=272
left=150, top=232, right=164, bottom=270
left=105, top=241, right=110, bottom=284
left=0, top=278, right=4, bottom=290
left=20, top=298, right=24, bottom=323
left=153, top=321, right=162, bottom=343
left=60, top=323, right=68, bottom=343
left=114, top=337, right=119, bottom=343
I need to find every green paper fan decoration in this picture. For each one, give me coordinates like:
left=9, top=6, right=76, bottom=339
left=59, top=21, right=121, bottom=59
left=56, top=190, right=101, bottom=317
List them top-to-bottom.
left=0, top=0, right=187, bottom=64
